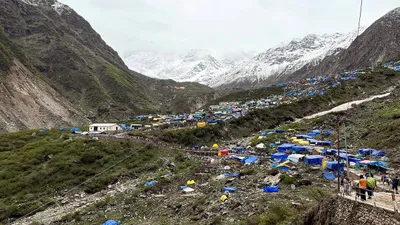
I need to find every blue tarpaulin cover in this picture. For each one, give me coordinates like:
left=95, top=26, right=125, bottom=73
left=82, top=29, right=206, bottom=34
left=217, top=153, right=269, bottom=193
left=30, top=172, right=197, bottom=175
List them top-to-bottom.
left=277, top=144, right=295, bottom=152
left=292, top=146, right=311, bottom=153
left=371, top=150, right=387, bottom=157
left=271, top=153, right=288, bottom=162
left=305, top=155, right=324, bottom=165
left=241, top=156, right=258, bottom=164
left=326, top=161, right=345, bottom=171
left=323, top=172, right=335, bottom=180
left=145, top=180, right=157, bottom=187
left=264, top=186, right=279, bottom=192
left=222, top=187, right=237, bottom=192
left=103, top=220, right=120, bottom=225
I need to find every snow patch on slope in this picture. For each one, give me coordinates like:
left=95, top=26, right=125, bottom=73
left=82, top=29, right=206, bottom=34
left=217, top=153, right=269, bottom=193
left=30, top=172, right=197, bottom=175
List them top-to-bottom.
left=20, top=0, right=72, bottom=15
left=208, top=29, right=365, bottom=87
left=124, top=49, right=254, bottom=84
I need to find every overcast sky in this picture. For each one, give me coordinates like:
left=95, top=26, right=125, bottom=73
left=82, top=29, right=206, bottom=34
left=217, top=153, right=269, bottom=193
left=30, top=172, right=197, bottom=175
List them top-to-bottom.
left=59, top=0, right=399, bottom=57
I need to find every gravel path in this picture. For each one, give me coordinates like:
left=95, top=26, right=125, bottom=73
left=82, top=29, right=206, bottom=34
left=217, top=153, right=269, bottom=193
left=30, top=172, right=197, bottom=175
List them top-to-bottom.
left=298, top=92, right=391, bottom=121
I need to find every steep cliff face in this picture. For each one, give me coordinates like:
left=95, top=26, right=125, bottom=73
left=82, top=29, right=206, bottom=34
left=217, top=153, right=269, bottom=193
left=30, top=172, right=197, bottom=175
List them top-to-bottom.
left=0, top=0, right=214, bottom=130
left=295, top=7, right=400, bottom=78
left=0, top=59, right=89, bottom=132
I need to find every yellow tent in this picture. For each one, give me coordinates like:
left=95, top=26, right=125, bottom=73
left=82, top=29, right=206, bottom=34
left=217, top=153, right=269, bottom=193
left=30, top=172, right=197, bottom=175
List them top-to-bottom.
left=153, top=118, right=159, bottom=121
left=197, top=122, right=206, bottom=128
left=292, top=139, right=302, bottom=143
left=298, top=140, right=310, bottom=146
left=212, top=144, right=219, bottom=148
left=277, top=161, right=296, bottom=168
left=187, top=180, right=196, bottom=185
left=221, top=195, right=228, bottom=202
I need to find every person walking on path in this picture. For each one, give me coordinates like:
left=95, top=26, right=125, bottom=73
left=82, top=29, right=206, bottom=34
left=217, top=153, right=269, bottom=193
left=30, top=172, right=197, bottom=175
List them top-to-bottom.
left=367, top=174, right=376, bottom=199
left=342, top=175, right=351, bottom=196
left=359, top=175, right=367, bottom=201
left=392, top=176, right=399, bottom=194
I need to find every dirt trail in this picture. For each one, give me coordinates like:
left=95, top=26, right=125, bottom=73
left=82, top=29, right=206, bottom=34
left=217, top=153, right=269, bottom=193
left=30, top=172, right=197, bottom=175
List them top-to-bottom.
left=298, top=92, right=391, bottom=121
left=12, top=179, right=138, bottom=225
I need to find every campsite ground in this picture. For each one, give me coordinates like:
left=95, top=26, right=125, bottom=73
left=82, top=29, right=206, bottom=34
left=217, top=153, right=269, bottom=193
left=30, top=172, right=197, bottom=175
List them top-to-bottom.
left=4, top=72, right=400, bottom=225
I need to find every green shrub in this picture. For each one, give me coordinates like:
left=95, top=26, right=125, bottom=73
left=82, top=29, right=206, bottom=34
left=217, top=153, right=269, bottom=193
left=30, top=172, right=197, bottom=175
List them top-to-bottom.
left=279, top=174, right=296, bottom=185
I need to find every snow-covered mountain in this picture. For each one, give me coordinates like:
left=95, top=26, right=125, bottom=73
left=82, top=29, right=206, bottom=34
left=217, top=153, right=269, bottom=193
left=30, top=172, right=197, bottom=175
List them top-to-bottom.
left=20, top=0, right=72, bottom=15
left=208, top=29, right=365, bottom=88
left=124, top=49, right=255, bottom=84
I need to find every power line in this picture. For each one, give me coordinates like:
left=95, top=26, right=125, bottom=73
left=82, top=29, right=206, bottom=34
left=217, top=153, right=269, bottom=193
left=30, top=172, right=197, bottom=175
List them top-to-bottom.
left=357, top=0, right=364, bottom=36
left=16, top=142, right=152, bottom=222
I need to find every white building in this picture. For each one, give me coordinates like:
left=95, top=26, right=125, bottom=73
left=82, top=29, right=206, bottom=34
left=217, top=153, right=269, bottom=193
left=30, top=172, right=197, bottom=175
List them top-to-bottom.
left=89, top=123, right=121, bottom=132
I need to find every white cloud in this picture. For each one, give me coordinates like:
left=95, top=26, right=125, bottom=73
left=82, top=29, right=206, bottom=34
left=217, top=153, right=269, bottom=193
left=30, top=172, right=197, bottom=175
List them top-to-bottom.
left=59, top=0, right=400, bottom=56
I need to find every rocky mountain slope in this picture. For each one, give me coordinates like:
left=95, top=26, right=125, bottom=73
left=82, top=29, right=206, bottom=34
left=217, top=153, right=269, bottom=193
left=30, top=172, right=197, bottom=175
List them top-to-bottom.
left=0, top=0, right=215, bottom=131
left=294, top=7, right=400, bottom=78
left=209, top=30, right=363, bottom=90
left=124, top=49, right=255, bottom=85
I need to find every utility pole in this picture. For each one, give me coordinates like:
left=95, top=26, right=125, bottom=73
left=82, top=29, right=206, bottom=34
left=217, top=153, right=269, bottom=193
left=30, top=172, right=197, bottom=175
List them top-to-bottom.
left=337, top=117, right=341, bottom=194
left=344, top=122, right=349, bottom=178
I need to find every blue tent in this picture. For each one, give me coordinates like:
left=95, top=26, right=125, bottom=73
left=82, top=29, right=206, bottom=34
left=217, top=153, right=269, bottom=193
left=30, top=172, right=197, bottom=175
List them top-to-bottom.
left=207, top=119, right=217, bottom=124
left=70, top=127, right=80, bottom=131
left=275, top=129, right=285, bottom=133
left=312, top=130, right=321, bottom=134
left=325, top=130, right=331, bottom=135
left=261, top=132, right=268, bottom=136
left=307, top=132, right=318, bottom=137
left=296, top=134, right=312, bottom=140
left=308, top=139, right=318, bottom=145
left=317, top=141, right=332, bottom=146
left=277, top=144, right=295, bottom=152
left=193, top=145, right=200, bottom=150
left=292, top=146, right=311, bottom=153
left=232, top=147, right=246, bottom=153
left=359, top=149, right=375, bottom=155
left=371, top=150, right=387, bottom=157
left=271, top=153, right=288, bottom=162
left=305, top=155, right=324, bottom=165
left=241, top=156, right=258, bottom=164
left=326, top=161, right=345, bottom=171
left=368, top=161, right=389, bottom=167
left=279, top=166, right=290, bottom=171
left=232, top=172, right=239, bottom=177
left=323, top=172, right=335, bottom=180
left=145, top=180, right=157, bottom=187
left=264, top=186, right=279, bottom=192
left=222, top=187, right=237, bottom=192
left=103, top=220, right=120, bottom=225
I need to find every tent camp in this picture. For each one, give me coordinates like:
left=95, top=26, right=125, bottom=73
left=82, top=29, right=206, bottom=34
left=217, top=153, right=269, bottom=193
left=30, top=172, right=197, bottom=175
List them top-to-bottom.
left=277, top=144, right=295, bottom=152
left=271, top=153, right=288, bottom=162
left=305, top=155, right=324, bottom=165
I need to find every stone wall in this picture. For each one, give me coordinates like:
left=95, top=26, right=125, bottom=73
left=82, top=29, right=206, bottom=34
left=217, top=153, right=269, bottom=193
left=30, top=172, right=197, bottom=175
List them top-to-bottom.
left=303, top=196, right=400, bottom=225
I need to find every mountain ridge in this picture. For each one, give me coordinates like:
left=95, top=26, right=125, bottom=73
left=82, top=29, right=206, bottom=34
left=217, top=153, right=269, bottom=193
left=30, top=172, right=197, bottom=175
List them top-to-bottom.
left=0, top=0, right=215, bottom=132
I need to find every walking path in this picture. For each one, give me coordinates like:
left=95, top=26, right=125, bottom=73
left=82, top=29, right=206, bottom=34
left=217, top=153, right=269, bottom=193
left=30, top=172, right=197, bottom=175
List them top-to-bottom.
left=298, top=92, right=391, bottom=121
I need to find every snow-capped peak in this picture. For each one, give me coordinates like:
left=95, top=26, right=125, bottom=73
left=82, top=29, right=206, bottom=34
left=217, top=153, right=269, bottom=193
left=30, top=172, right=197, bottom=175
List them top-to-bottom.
left=20, top=0, right=72, bottom=15
left=207, top=28, right=365, bottom=87
left=123, top=50, right=255, bottom=84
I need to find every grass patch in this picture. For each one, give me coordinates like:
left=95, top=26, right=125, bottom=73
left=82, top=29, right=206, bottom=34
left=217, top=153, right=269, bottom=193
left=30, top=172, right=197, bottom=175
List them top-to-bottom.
left=0, top=129, right=166, bottom=222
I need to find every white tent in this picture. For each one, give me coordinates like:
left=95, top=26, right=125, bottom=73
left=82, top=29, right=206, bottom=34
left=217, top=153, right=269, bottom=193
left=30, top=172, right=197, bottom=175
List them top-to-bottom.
left=256, top=143, right=266, bottom=149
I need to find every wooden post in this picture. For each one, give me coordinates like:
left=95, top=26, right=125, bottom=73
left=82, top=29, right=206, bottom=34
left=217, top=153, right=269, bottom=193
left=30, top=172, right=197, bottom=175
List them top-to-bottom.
left=337, top=117, right=341, bottom=194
